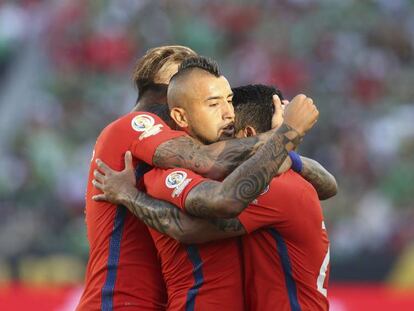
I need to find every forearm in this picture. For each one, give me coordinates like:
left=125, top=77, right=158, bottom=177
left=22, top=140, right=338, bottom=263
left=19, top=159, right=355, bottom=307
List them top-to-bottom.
left=185, top=124, right=301, bottom=218
left=153, top=131, right=273, bottom=180
left=300, top=157, right=338, bottom=200
left=120, top=187, right=245, bottom=243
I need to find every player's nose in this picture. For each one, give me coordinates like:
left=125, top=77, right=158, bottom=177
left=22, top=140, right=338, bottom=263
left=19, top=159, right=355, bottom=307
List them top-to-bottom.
left=222, top=101, right=235, bottom=121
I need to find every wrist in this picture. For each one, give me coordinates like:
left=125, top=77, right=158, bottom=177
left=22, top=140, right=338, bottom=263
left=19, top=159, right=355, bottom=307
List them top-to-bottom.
left=276, top=124, right=302, bottom=151
left=288, top=151, right=303, bottom=173
left=119, top=187, right=138, bottom=206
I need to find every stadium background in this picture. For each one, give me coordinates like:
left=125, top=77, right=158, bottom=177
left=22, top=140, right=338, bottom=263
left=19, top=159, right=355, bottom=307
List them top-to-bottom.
left=1, top=0, right=414, bottom=310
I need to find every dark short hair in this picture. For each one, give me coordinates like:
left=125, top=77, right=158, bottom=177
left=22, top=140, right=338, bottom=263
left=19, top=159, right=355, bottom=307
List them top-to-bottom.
left=171, top=56, right=221, bottom=82
left=232, top=84, right=284, bottom=134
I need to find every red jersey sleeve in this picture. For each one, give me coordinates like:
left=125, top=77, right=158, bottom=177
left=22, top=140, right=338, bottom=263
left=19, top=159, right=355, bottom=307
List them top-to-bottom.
left=128, top=112, right=186, bottom=165
left=143, top=168, right=207, bottom=211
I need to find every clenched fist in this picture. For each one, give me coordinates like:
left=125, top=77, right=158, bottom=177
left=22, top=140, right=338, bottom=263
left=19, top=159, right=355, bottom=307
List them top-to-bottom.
left=282, top=94, right=319, bottom=136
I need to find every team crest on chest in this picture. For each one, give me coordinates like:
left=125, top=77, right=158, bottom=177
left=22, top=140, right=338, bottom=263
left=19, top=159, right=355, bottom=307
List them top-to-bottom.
left=131, top=114, right=163, bottom=140
left=165, top=171, right=192, bottom=198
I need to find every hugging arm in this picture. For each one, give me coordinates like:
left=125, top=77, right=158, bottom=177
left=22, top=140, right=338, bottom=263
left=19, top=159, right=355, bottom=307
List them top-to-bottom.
left=164, top=95, right=318, bottom=219
left=184, top=123, right=302, bottom=218
left=153, top=130, right=272, bottom=180
left=92, top=153, right=245, bottom=244
left=300, top=156, right=338, bottom=200
left=123, top=189, right=245, bottom=244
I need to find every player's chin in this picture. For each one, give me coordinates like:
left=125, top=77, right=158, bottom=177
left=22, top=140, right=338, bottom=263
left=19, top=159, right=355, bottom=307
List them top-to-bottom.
left=218, top=133, right=235, bottom=141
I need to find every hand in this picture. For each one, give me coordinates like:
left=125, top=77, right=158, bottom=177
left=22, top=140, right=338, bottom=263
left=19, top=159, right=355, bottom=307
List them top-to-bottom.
left=282, top=94, right=319, bottom=136
left=271, top=95, right=284, bottom=129
left=92, top=151, right=138, bottom=205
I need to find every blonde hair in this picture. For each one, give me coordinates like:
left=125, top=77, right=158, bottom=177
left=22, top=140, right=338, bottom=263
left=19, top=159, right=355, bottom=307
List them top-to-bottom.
left=132, top=45, right=197, bottom=97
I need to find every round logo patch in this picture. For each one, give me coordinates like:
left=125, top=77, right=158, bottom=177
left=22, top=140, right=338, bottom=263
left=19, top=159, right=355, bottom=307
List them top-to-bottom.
left=131, top=114, right=155, bottom=132
left=165, top=171, right=187, bottom=189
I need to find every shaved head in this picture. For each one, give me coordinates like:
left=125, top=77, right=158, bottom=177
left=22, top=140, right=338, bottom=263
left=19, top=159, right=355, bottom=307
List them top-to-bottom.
left=166, top=56, right=235, bottom=144
left=167, top=56, right=221, bottom=109
left=168, top=68, right=218, bottom=109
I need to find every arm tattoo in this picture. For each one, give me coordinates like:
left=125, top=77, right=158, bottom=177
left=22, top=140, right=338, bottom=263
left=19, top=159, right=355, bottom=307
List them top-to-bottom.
left=185, top=124, right=302, bottom=218
left=222, top=124, right=300, bottom=202
left=153, top=132, right=271, bottom=180
left=153, top=136, right=211, bottom=174
left=300, top=157, right=338, bottom=200
left=184, top=182, right=220, bottom=218
left=122, top=188, right=246, bottom=243
left=123, top=190, right=185, bottom=235
left=210, top=218, right=244, bottom=232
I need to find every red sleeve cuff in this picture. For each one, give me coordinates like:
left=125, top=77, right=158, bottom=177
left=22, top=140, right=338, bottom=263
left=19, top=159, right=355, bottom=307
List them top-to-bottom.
left=144, top=168, right=209, bottom=212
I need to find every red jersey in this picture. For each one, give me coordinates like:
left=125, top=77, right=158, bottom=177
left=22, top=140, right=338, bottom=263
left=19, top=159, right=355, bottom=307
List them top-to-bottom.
left=77, top=112, right=186, bottom=311
left=143, top=168, right=245, bottom=311
left=144, top=168, right=330, bottom=311
left=238, top=170, right=330, bottom=311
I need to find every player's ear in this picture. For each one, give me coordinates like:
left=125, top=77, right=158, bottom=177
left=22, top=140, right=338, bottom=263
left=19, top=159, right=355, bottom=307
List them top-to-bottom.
left=170, top=107, right=189, bottom=128
left=244, top=126, right=257, bottom=138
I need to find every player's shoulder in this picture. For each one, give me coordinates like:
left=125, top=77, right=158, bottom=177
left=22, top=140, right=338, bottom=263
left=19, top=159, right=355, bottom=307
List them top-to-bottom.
left=96, top=111, right=169, bottom=141
left=110, top=111, right=168, bottom=131
left=278, top=170, right=315, bottom=192
left=286, top=170, right=319, bottom=198
left=253, top=171, right=303, bottom=205
left=266, top=171, right=300, bottom=195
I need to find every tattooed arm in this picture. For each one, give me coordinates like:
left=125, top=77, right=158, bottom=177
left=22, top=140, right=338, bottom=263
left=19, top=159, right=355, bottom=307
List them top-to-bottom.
left=150, top=92, right=302, bottom=180
left=184, top=95, right=318, bottom=218
left=140, top=97, right=273, bottom=180
left=153, top=125, right=272, bottom=180
left=184, top=125, right=296, bottom=218
left=93, top=153, right=245, bottom=244
left=300, top=156, right=338, bottom=200
left=123, top=190, right=245, bottom=244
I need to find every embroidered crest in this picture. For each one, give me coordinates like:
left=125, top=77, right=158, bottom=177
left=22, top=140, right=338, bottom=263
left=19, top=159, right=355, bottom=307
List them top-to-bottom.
left=131, top=114, right=163, bottom=140
left=165, top=171, right=192, bottom=198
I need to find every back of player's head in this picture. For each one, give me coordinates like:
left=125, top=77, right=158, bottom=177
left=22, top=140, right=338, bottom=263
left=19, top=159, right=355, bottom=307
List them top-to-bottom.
left=133, top=45, right=197, bottom=100
left=167, top=56, right=222, bottom=109
left=232, top=84, right=284, bottom=134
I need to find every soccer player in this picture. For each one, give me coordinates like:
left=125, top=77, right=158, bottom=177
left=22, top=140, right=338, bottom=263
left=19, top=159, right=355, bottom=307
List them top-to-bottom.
left=77, top=45, right=198, bottom=311
left=78, top=46, right=316, bottom=310
left=93, top=57, right=320, bottom=310
left=94, top=83, right=334, bottom=310
left=232, top=84, right=331, bottom=310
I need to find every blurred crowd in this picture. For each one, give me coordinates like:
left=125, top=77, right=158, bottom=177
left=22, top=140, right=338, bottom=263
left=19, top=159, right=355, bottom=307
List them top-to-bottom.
left=1, top=0, right=414, bottom=286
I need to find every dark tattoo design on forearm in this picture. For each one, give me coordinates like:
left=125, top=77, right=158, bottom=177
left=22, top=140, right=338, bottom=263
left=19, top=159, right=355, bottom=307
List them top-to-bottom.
left=186, top=124, right=302, bottom=218
left=223, top=124, right=300, bottom=201
left=153, top=134, right=267, bottom=179
left=153, top=136, right=209, bottom=172
left=300, top=157, right=338, bottom=200
left=184, top=181, right=221, bottom=218
left=122, top=189, right=246, bottom=243
left=123, top=190, right=185, bottom=234
left=210, top=218, right=243, bottom=232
